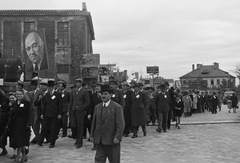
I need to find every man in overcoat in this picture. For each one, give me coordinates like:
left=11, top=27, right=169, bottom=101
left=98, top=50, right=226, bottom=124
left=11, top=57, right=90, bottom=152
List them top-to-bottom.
left=29, top=78, right=42, bottom=144
left=69, top=78, right=90, bottom=148
left=38, top=79, right=63, bottom=148
left=109, top=81, right=125, bottom=109
left=121, top=82, right=133, bottom=137
left=131, top=83, right=147, bottom=138
left=90, top=84, right=125, bottom=163
left=155, top=84, right=170, bottom=133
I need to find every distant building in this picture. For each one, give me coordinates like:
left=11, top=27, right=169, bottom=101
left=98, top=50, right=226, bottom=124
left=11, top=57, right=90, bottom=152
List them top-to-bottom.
left=0, top=2, right=95, bottom=83
left=179, top=62, right=235, bottom=89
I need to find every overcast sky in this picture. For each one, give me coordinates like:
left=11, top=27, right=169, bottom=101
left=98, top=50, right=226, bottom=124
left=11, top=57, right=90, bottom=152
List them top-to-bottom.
left=1, top=0, right=240, bottom=80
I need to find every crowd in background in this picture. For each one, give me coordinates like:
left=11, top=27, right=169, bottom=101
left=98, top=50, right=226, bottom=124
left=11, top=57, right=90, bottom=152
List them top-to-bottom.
left=0, top=78, right=239, bottom=162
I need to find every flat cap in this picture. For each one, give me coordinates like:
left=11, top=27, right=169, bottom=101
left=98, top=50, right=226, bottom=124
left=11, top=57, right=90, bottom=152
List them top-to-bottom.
left=75, top=78, right=83, bottom=82
left=57, top=79, right=66, bottom=84
left=121, top=82, right=130, bottom=87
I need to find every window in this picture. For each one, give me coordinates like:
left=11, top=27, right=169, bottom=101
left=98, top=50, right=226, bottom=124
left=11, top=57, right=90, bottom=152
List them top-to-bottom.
left=24, top=22, right=36, bottom=33
left=57, top=22, right=69, bottom=46
left=211, top=79, right=214, bottom=85
left=217, top=79, right=220, bottom=85
left=182, top=80, right=186, bottom=85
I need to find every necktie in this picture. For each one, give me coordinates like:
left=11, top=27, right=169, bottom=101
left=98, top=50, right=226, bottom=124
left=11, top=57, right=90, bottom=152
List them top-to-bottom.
left=34, top=64, right=39, bottom=72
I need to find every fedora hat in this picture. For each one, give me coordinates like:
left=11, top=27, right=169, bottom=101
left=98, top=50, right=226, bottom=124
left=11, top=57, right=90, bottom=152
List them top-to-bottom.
left=100, top=84, right=113, bottom=93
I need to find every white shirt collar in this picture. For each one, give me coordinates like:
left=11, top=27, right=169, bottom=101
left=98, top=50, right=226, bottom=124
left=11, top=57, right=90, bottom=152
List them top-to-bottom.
left=103, top=100, right=111, bottom=107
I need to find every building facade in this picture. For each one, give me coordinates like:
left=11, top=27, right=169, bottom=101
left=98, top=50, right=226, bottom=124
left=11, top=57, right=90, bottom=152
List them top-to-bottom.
left=0, top=3, right=95, bottom=83
left=179, top=62, right=235, bottom=89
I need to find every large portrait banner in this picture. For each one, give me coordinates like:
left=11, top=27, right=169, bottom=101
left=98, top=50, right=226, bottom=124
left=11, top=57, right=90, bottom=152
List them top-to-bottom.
left=22, top=29, right=49, bottom=80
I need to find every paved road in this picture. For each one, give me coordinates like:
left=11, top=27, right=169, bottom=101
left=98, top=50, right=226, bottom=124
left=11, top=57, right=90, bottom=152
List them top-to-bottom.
left=1, top=105, right=240, bottom=163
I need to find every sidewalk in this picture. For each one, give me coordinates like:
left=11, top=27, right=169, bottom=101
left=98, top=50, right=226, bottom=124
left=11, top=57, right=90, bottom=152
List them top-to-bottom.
left=176, top=104, right=240, bottom=125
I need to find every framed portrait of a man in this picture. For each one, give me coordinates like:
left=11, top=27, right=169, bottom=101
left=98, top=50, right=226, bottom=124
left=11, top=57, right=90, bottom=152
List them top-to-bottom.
left=22, top=29, right=49, bottom=77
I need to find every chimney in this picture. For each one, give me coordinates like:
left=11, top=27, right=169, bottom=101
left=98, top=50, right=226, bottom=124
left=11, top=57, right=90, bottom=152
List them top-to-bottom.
left=82, top=2, right=87, bottom=11
left=213, top=62, right=219, bottom=69
left=192, top=64, right=195, bottom=71
left=197, top=64, right=202, bottom=69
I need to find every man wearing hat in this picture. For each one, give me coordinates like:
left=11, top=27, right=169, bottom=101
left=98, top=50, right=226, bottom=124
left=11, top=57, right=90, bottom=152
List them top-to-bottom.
left=28, top=78, right=42, bottom=144
left=69, top=78, right=90, bottom=148
left=38, top=79, right=63, bottom=148
left=57, top=80, right=70, bottom=137
left=109, top=81, right=125, bottom=109
left=85, top=82, right=102, bottom=150
left=121, top=82, right=133, bottom=137
left=165, top=82, right=175, bottom=130
left=131, top=83, right=147, bottom=138
left=90, top=84, right=125, bottom=163
left=155, top=84, right=170, bottom=133
left=146, top=86, right=157, bottom=126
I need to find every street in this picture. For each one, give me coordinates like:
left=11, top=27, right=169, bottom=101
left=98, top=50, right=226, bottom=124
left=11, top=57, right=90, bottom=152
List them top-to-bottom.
left=1, top=105, right=240, bottom=163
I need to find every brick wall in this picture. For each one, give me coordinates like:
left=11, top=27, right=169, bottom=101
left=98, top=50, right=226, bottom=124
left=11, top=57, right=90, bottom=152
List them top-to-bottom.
left=0, top=11, right=94, bottom=83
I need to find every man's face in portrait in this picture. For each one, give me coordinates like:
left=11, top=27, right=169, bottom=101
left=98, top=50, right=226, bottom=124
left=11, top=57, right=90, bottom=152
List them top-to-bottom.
left=25, top=32, right=44, bottom=65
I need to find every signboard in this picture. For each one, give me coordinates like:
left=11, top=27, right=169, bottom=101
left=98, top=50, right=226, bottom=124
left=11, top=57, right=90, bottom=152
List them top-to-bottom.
left=81, top=54, right=100, bottom=67
left=146, top=66, right=159, bottom=74
left=100, top=76, right=109, bottom=82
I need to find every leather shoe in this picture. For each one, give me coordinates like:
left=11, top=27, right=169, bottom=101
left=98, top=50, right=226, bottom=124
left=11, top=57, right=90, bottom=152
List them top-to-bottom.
left=156, top=129, right=161, bottom=133
left=163, top=130, right=167, bottom=132
left=123, top=134, right=129, bottom=137
left=132, top=135, right=137, bottom=138
left=43, top=140, right=50, bottom=144
left=37, top=142, right=42, bottom=146
left=49, top=144, right=55, bottom=148
left=76, top=145, right=82, bottom=148
left=91, top=146, right=96, bottom=151
left=10, top=154, right=17, bottom=159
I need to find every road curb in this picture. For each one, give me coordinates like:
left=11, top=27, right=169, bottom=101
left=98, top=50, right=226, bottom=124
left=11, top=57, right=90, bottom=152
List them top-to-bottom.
left=176, top=121, right=240, bottom=125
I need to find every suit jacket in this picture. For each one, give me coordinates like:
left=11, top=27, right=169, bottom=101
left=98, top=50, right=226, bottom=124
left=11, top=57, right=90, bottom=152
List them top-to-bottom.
left=69, top=87, right=90, bottom=114
left=29, top=88, right=42, bottom=110
left=111, top=89, right=125, bottom=109
left=61, top=90, right=70, bottom=113
left=88, top=90, right=102, bottom=117
left=41, top=91, right=63, bottom=117
left=155, top=92, right=170, bottom=112
left=91, top=101, right=125, bottom=145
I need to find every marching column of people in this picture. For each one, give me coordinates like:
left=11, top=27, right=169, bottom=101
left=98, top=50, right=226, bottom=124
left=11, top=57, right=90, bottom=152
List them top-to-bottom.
left=0, top=77, right=239, bottom=163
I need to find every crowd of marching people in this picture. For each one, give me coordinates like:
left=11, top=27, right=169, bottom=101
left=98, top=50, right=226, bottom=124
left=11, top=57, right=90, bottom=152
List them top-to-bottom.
left=0, top=77, right=238, bottom=162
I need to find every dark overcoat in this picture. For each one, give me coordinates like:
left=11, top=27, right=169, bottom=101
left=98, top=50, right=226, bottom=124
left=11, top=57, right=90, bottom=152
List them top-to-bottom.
left=111, top=89, right=125, bottom=109
left=122, top=89, right=133, bottom=128
left=41, top=91, right=63, bottom=118
left=131, top=91, right=147, bottom=126
left=8, top=99, right=31, bottom=148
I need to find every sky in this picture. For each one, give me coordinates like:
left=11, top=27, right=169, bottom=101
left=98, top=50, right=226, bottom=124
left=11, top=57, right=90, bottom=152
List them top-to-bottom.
left=0, top=0, right=240, bottom=80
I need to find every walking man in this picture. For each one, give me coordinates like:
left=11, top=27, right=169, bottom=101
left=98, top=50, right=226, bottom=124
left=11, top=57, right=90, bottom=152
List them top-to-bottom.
left=69, top=78, right=90, bottom=148
left=90, top=84, right=125, bottom=163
